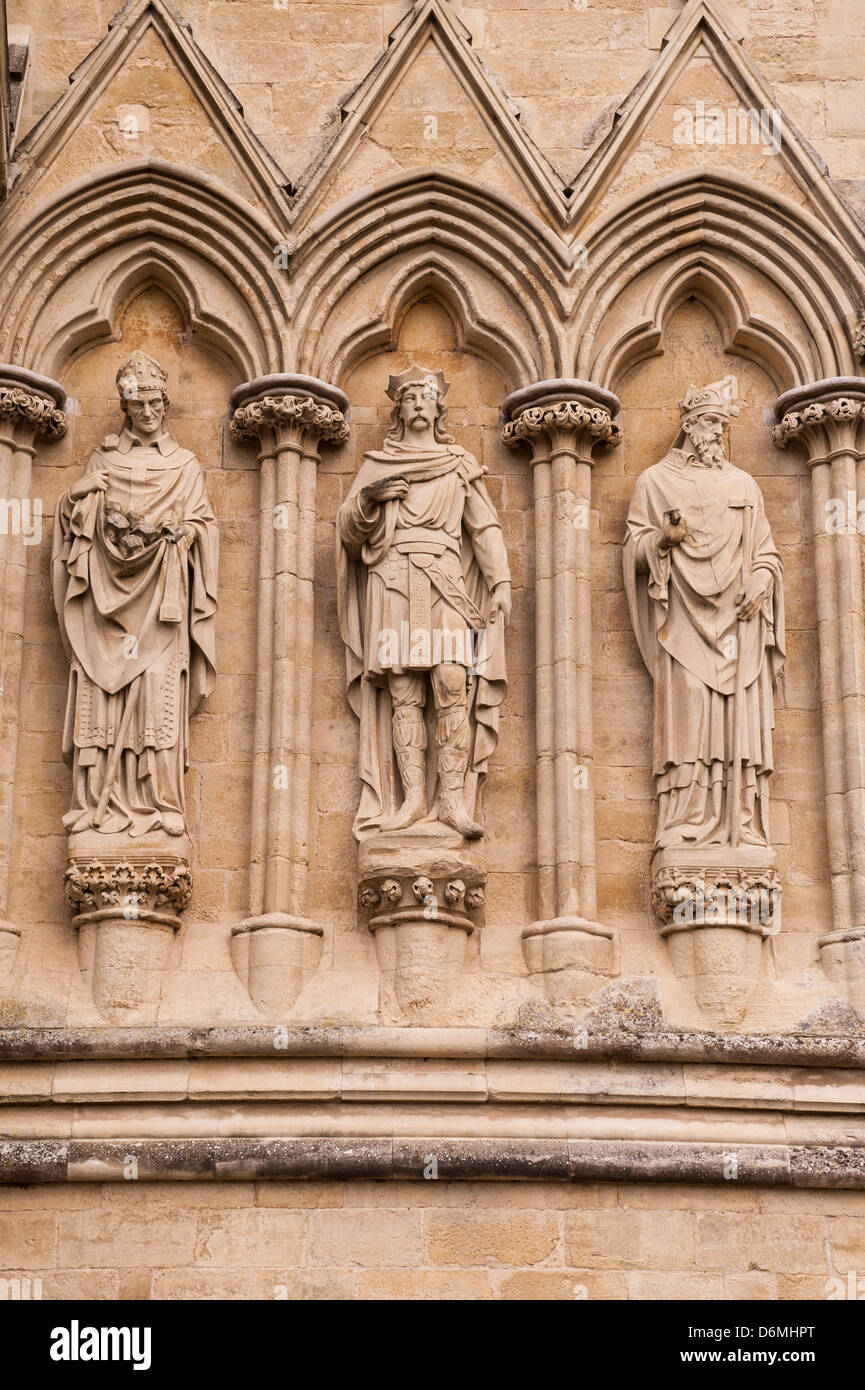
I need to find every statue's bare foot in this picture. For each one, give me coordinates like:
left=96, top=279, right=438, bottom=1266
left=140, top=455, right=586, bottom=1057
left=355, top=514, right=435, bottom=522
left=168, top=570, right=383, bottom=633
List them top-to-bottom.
left=381, top=792, right=426, bottom=833
left=439, top=797, right=484, bottom=841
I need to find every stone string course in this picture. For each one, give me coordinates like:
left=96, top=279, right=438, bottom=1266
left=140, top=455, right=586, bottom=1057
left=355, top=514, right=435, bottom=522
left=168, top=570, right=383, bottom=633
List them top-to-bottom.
left=3, top=1024, right=865, bottom=1066
left=2, top=1138, right=865, bottom=1188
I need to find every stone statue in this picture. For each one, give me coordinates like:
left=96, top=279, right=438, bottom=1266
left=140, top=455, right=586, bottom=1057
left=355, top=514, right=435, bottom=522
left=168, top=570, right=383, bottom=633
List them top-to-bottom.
left=52, top=351, right=218, bottom=840
left=337, top=366, right=510, bottom=842
left=623, top=375, right=785, bottom=853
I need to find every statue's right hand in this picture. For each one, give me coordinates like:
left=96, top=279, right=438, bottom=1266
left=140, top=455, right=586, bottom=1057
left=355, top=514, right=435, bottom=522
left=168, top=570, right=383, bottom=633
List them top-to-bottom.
left=69, top=468, right=109, bottom=501
left=360, top=476, right=410, bottom=511
left=658, top=509, right=688, bottom=552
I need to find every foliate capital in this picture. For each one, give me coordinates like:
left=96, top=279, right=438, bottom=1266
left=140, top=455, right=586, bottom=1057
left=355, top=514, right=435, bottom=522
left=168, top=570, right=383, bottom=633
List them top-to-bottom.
left=229, top=373, right=349, bottom=450
left=500, top=378, right=621, bottom=460
left=773, top=379, right=865, bottom=457
left=0, top=383, right=67, bottom=440
left=230, top=393, right=349, bottom=447
left=502, top=398, right=621, bottom=452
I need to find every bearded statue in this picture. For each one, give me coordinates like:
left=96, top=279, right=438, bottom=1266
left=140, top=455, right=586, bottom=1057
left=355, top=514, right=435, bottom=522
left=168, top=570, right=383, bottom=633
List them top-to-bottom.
left=337, top=366, right=510, bottom=843
left=623, top=376, right=785, bottom=851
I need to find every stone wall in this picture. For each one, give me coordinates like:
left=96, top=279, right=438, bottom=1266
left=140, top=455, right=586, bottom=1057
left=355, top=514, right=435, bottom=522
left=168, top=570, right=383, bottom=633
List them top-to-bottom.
left=4, top=0, right=865, bottom=1301
left=2, top=1179, right=864, bottom=1301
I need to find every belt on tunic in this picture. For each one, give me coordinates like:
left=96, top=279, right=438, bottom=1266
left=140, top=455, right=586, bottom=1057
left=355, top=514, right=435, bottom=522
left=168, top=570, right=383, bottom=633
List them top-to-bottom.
left=392, top=528, right=461, bottom=555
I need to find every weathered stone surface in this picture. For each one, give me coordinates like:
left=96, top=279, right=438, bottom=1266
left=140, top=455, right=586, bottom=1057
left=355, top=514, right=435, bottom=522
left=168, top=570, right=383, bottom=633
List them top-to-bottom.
left=4, top=0, right=865, bottom=1302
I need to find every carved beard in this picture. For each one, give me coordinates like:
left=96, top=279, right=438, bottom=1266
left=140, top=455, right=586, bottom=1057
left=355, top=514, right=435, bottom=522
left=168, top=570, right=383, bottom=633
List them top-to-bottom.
left=687, top=421, right=727, bottom=468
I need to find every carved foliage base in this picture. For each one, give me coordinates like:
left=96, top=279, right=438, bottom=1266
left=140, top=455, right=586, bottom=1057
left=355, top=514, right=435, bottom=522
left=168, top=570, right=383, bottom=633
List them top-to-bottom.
left=652, top=849, right=779, bottom=1026
left=65, top=850, right=191, bottom=1022
left=231, top=914, right=323, bottom=1018
left=522, top=918, right=619, bottom=1008
left=818, top=930, right=865, bottom=1010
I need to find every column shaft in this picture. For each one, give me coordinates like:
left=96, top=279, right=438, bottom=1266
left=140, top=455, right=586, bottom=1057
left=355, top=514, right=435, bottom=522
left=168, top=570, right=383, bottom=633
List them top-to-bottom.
left=0, top=369, right=66, bottom=943
left=230, top=379, right=348, bottom=932
left=502, top=381, right=621, bottom=930
left=775, top=382, right=865, bottom=936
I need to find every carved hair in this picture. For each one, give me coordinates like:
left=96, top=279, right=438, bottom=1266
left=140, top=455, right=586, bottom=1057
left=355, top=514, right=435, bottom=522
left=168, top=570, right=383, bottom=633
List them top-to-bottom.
left=386, top=381, right=454, bottom=444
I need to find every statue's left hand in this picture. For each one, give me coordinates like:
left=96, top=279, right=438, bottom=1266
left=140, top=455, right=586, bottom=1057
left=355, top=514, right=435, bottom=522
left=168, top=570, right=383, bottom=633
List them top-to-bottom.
left=737, top=574, right=771, bottom=621
left=490, top=581, right=512, bottom=628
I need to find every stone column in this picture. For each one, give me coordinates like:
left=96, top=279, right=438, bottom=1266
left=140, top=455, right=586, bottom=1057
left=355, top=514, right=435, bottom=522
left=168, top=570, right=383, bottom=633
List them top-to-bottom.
left=0, top=366, right=67, bottom=977
left=229, top=374, right=349, bottom=1016
left=501, top=379, right=621, bottom=1005
left=774, top=379, right=865, bottom=1005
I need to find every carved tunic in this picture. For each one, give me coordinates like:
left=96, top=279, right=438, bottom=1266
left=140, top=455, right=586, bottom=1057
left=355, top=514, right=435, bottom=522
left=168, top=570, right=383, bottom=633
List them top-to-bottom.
left=336, top=438, right=510, bottom=839
left=338, top=442, right=509, bottom=673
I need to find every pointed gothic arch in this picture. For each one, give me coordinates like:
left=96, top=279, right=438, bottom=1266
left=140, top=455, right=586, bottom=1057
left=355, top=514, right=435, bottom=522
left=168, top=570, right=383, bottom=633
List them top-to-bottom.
left=0, top=160, right=289, bottom=381
left=288, top=169, right=572, bottom=389
left=572, top=169, right=865, bottom=394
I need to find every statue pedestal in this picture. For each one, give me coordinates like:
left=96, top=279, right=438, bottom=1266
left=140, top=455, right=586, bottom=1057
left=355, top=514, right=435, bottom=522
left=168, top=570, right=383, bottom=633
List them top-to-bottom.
left=358, top=824, right=485, bottom=1023
left=65, top=831, right=191, bottom=1022
left=651, top=846, right=780, bottom=1025
left=230, top=914, right=323, bottom=1019
left=521, top=918, right=619, bottom=1008
left=818, top=928, right=865, bottom=1011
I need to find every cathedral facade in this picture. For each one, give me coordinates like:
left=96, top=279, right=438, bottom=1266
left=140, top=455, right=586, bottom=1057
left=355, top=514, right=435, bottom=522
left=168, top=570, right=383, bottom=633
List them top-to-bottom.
left=2, top=0, right=865, bottom=1300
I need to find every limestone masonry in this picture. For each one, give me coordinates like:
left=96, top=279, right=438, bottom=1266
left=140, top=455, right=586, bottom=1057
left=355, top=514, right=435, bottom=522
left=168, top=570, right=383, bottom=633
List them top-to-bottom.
left=2, top=0, right=865, bottom=1302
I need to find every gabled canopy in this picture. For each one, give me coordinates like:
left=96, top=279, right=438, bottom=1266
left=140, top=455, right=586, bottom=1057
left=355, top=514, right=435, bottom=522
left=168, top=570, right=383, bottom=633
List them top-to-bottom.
left=7, top=0, right=293, bottom=224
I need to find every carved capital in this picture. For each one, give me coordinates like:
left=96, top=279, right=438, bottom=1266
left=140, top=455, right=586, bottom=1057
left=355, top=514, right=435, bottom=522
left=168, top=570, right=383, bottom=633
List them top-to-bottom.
left=0, top=365, right=67, bottom=440
left=229, top=373, right=349, bottom=450
left=501, top=378, right=621, bottom=461
left=773, top=379, right=865, bottom=460
left=65, top=858, right=192, bottom=924
left=651, top=863, right=780, bottom=935
left=358, top=869, right=485, bottom=930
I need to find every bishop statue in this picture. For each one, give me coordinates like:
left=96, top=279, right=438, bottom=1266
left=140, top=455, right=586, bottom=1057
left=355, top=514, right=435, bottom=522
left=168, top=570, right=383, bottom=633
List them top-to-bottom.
left=52, top=351, right=218, bottom=840
left=623, top=376, right=785, bottom=852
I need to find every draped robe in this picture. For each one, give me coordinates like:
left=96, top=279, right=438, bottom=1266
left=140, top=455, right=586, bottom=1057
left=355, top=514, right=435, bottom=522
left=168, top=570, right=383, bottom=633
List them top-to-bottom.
left=52, top=429, right=218, bottom=837
left=337, top=439, right=509, bottom=840
left=623, top=448, right=784, bottom=849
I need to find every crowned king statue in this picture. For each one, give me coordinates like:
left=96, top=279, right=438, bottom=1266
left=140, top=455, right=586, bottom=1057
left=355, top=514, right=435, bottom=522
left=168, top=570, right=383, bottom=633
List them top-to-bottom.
left=337, top=366, right=511, bottom=843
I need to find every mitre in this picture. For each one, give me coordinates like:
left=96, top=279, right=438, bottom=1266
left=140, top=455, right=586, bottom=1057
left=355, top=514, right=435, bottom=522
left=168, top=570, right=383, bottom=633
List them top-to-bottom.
left=116, top=351, right=168, bottom=401
left=386, top=366, right=449, bottom=401
left=678, top=374, right=740, bottom=422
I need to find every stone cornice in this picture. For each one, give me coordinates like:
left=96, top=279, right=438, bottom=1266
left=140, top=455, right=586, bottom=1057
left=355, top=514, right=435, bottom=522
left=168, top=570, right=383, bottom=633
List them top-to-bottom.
left=2, top=1024, right=865, bottom=1066
left=4, top=1032, right=865, bottom=1185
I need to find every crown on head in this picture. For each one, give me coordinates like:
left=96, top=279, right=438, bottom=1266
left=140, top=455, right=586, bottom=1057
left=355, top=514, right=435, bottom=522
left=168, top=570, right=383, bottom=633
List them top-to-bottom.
left=116, top=351, right=168, bottom=402
left=385, top=366, right=449, bottom=402
left=679, top=375, right=740, bottom=423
